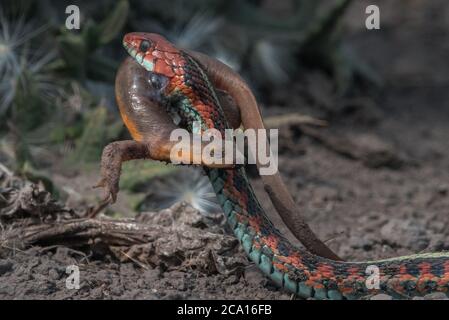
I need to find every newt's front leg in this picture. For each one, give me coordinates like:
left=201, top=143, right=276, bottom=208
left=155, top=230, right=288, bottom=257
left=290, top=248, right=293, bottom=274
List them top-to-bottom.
left=95, top=136, right=239, bottom=203
left=94, top=138, right=172, bottom=203
left=94, top=140, right=149, bottom=203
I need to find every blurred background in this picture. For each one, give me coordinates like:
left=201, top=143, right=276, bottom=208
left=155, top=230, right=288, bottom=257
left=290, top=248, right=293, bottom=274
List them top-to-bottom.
left=1, top=0, right=449, bottom=232
left=3, top=0, right=449, bottom=300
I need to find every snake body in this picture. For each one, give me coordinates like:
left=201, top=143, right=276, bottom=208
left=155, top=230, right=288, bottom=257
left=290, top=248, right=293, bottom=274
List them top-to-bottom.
left=122, top=33, right=449, bottom=299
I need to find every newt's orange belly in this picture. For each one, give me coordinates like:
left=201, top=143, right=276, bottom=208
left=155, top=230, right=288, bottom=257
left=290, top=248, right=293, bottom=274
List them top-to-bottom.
left=120, top=109, right=144, bottom=142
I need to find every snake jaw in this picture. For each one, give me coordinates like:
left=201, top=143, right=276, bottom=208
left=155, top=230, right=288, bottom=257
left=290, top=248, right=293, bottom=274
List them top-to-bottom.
left=123, top=32, right=183, bottom=78
left=123, top=33, right=156, bottom=72
left=123, top=42, right=155, bottom=72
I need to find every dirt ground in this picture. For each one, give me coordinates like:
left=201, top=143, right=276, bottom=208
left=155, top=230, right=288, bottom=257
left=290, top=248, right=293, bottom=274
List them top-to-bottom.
left=2, top=0, right=449, bottom=299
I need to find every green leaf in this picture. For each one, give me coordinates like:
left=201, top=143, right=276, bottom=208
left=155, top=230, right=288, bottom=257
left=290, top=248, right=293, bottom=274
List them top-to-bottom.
left=98, top=0, right=129, bottom=45
left=57, top=30, right=88, bottom=78
left=87, top=54, right=119, bottom=82
left=69, top=106, right=109, bottom=163
left=120, top=161, right=177, bottom=192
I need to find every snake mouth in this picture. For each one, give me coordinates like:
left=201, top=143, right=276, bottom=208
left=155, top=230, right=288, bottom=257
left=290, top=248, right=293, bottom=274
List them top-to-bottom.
left=122, top=33, right=137, bottom=55
left=123, top=34, right=155, bottom=72
left=122, top=40, right=137, bottom=58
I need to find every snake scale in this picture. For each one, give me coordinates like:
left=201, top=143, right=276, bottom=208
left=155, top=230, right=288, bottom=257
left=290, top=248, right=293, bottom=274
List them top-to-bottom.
left=120, top=32, right=449, bottom=300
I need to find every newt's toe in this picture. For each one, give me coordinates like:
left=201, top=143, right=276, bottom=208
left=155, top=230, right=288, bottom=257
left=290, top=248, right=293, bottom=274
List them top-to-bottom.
left=93, top=178, right=118, bottom=204
left=93, top=179, right=106, bottom=189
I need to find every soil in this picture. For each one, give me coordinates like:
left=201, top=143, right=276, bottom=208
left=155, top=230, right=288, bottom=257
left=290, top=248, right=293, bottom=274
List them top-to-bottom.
left=1, top=0, right=449, bottom=300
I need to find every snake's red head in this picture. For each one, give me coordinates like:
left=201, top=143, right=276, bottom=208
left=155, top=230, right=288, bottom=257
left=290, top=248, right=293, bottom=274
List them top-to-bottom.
left=123, top=32, right=182, bottom=78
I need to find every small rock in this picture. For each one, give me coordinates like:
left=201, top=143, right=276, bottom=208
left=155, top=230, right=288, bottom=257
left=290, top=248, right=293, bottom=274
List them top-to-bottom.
left=353, top=134, right=404, bottom=169
left=437, top=184, right=448, bottom=196
left=313, top=186, right=341, bottom=202
left=380, top=218, right=429, bottom=251
left=427, top=233, right=449, bottom=251
left=349, top=236, right=375, bottom=251
left=0, top=260, right=13, bottom=276
left=120, top=263, right=136, bottom=275
left=244, top=265, right=266, bottom=286
left=48, top=268, right=60, bottom=280
left=143, top=268, right=161, bottom=284
left=96, top=270, right=112, bottom=284
left=163, top=273, right=187, bottom=291
left=224, top=275, right=239, bottom=285
left=136, top=279, right=145, bottom=288
left=110, top=284, right=125, bottom=296
left=89, top=287, right=104, bottom=299
left=121, top=289, right=143, bottom=299
left=163, top=291, right=186, bottom=300
left=423, top=292, right=448, bottom=300
left=370, top=294, right=393, bottom=300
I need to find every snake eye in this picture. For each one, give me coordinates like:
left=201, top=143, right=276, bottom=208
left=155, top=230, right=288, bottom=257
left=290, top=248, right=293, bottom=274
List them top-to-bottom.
left=139, top=40, right=151, bottom=52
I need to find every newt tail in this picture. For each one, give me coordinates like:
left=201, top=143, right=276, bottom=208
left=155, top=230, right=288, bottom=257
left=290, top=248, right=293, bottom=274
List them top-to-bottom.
left=119, top=32, right=449, bottom=299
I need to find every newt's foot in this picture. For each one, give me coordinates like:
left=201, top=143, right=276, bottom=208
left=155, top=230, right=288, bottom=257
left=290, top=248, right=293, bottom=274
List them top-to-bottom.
left=94, top=140, right=147, bottom=204
left=93, top=176, right=119, bottom=204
